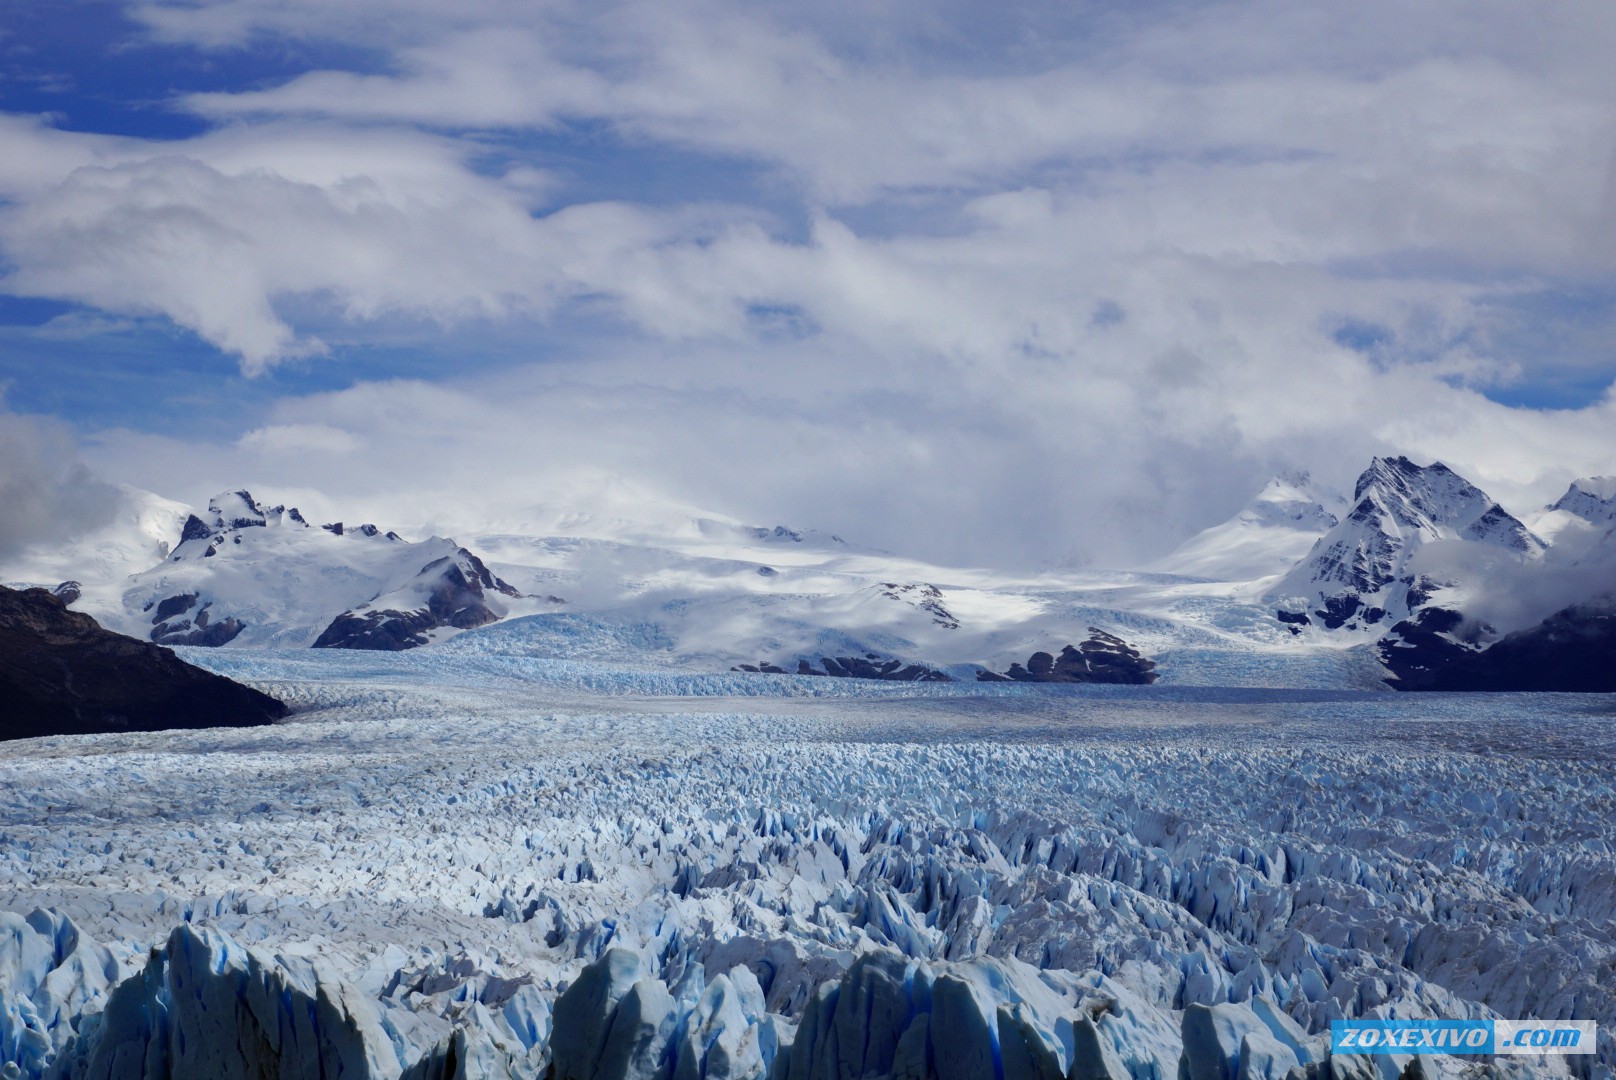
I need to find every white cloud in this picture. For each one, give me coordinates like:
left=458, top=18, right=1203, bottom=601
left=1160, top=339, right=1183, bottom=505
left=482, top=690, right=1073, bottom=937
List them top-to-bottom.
left=6, top=0, right=1616, bottom=564
left=0, top=410, right=121, bottom=564
left=236, top=422, right=363, bottom=455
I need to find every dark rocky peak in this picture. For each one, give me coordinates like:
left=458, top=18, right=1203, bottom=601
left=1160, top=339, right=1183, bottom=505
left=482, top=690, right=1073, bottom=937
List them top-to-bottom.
left=180, top=514, right=213, bottom=543
left=320, top=521, right=395, bottom=538
left=311, top=547, right=520, bottom=651
left=460, top=547, right=521, bottom=598
left=51, top=580, right=82, bottom=606
left=147, top=591, right=245, bottom=647
left=979, top=628, right=1158, bottom=684
left=790, top=653, right=952, bottom=681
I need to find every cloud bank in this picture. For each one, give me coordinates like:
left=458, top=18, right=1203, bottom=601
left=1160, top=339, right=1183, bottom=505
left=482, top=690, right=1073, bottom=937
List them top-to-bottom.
left=3, top=0, right=1616, bottom=566
left=0, top=411, right=121, bottom=565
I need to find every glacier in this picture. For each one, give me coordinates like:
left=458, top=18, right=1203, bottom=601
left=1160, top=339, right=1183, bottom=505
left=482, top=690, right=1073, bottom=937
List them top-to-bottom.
left=2, top=647, right=1613, bottom=1079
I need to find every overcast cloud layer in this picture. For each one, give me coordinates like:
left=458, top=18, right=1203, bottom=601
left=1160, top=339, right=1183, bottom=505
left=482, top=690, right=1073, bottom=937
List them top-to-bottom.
left=3, top=0, right=1615, bottom=567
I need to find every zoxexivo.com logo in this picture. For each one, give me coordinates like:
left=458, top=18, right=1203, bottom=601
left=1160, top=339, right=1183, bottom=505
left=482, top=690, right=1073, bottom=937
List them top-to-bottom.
left=1331, top=1019, right=1597, bottom=1055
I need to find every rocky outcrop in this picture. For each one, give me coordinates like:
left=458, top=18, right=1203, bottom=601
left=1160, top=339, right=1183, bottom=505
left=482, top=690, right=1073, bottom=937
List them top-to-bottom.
left=313, top=550, right=521, bottom=651
left=878, top=583, right=960, bottom=629
left=0, top=585, right=286, bottom=741
left=147, top=591, right=246, bottom=647
left=1385, top=599, right=1616, bottom=692
left=978, top=629, right=1158, bottom=684
left=794, top=654, right=953, bottom=681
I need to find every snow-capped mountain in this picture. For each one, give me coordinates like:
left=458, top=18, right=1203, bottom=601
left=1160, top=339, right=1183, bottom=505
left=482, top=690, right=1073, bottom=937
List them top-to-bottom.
left=1269, top=456, right=1544, bottom=632
left=13, top=457, right=1612, bottom=688
left=1146, top=471, right=1347, bottom=581
left=1527, top=476, right=1616, bottom=555
left=118, top=490, right=532, bottom=650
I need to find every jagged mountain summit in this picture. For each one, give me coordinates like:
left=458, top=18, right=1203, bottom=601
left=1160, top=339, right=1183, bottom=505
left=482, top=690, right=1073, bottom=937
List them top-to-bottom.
left=1269, top=456, right=1544, bottom=632
left=1147, top=470, right=1347, bottom=581
left=123, top=490, right=528, bottom=651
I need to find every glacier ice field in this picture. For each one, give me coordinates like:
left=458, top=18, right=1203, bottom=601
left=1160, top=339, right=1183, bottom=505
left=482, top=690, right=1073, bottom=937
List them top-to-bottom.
left=2, top=637, right=1614, bottom=1079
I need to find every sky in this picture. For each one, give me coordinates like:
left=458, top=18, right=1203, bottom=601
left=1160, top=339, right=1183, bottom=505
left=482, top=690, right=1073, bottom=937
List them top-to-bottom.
left=2, top=0, right=1616, bottom=569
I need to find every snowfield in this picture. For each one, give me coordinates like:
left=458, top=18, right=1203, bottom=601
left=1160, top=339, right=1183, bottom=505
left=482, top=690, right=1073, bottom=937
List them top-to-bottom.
left=3, top=649, right=1614, bottom=1079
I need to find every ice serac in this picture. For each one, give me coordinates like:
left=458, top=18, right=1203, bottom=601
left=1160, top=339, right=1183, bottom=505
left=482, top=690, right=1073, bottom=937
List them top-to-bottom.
left=1270, top=456, right=1543, bottom=633
left=1149, top=471, right=1347, bottom=581
left=0, top=584, right=286, bottom=741
left=0, top=911, right=119, bottom=1079
left=59, top=923, right=402, bottom=1080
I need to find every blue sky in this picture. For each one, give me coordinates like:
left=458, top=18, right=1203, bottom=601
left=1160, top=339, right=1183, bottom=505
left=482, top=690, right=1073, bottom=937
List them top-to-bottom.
left=2, top=0, right=1616, bottom=567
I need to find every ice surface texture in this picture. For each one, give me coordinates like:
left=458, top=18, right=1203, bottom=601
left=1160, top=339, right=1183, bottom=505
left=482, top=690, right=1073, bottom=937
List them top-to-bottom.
left=2, top=650, right=1612, bottom=1079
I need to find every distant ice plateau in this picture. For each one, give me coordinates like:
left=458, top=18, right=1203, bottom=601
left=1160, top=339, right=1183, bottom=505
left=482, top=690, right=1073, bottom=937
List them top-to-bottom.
left=3, top=648, right=1614, bottom=1079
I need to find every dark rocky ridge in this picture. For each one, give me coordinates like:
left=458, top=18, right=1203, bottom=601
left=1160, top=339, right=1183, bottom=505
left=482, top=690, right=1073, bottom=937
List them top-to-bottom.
left=313, top=551, right=522, bottom=651
left=0, top=585, right=286, bottom=741
left=1383, top=599, right=1616, bottom=692
left=978, top=629, right=1158, bottom=684
left=732, top=653, right=953, bottom=681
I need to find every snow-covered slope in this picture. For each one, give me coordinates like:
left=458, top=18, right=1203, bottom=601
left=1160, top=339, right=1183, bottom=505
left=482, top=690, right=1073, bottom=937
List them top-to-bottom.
left=1269, top=457, right=1544, bottom=633
left=1147, top=471, right=1346, bottom=582
left=1528, top=476, right=1616, bottom=556
left=114, top=490, right=533, bottom=650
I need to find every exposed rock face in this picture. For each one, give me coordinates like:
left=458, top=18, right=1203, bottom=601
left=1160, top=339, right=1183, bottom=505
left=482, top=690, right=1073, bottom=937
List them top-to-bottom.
left=1271, top=457, right=1543, bottom=634
left=313, top=550, right=521, bottom=651
left=878, top=582, right=960, bottom=629
left=0, top=585, right=286, bottom=741
left=148, top=591, right=246, bottom=647
left=1384, top=599, right=1616, bottom=692
left=978, top=629, right=1158, bottom=684
left=794, top=654, right=954, bottom=682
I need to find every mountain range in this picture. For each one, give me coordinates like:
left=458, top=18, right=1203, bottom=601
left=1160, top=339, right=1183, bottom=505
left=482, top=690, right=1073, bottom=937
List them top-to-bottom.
left=3, top=459, right=1612, bottom=691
